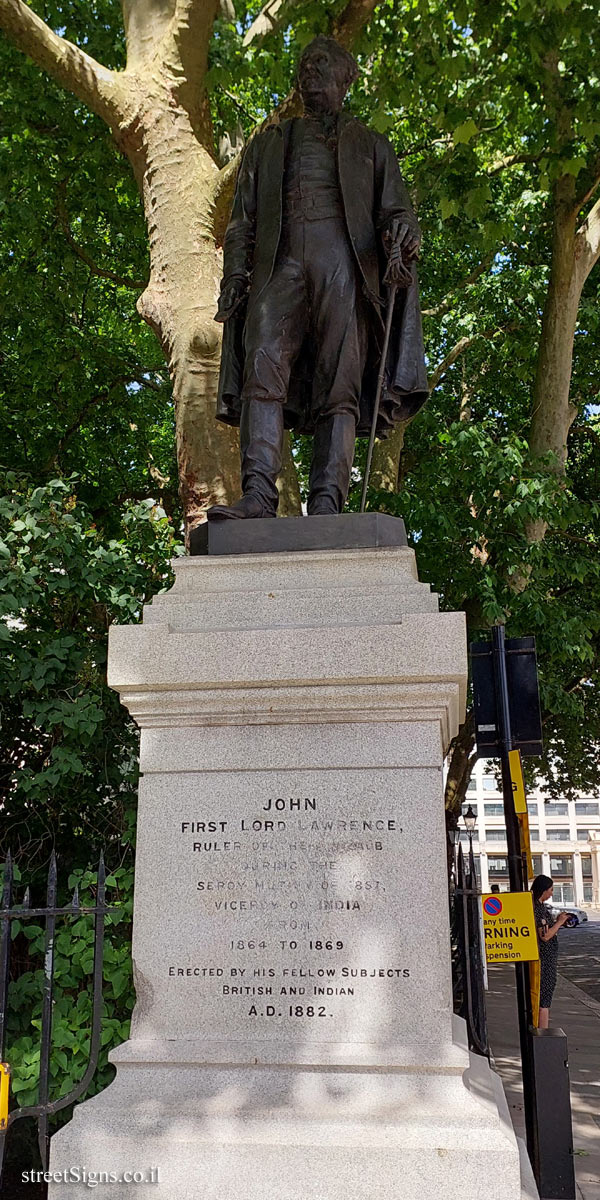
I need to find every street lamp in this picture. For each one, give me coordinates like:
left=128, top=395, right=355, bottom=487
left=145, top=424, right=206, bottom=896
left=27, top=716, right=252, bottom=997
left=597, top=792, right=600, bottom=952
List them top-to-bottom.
left=462, top=804, right=477, bottom=887
left=463, top=804, right=477, bottom=847
left=448, top=824, right=460, bottom=883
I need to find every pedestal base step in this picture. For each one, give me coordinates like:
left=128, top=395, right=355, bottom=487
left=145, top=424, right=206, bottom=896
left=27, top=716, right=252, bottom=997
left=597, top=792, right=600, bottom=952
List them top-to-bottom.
left=49, top=1051, right=525, bottom=1200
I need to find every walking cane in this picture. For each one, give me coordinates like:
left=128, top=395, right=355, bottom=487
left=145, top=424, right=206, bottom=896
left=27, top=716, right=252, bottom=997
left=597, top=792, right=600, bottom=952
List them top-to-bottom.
left=360, top=215, right=415, bottom=512
left=359, top=281, right=398, bottom=513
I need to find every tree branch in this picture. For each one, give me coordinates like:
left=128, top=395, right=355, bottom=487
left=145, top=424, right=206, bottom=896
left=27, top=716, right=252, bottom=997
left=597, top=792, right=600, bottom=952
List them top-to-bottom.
left=0, top=0, right=128, bottom=130
left=121, top=0, right=176, bottom=68
left=163, top=0, right=220, bottom=146
left=170, top=0, right=219, bottom=74
left=242, top=0, right=295, bottom=46
left=243, top=0, right=378, bottom=51
left=331, top=0, right=379, bottom=48
left=397, top=134, right=452, bottom=159
left=487, top=151, right=541, bottom=177
left=574, top=153, right=600, bottom=214
left=212, top=154, right=240, bottom=245
left=56, top=181, right=148, bottom=290
left=575, top=195, right=600, bottom=285
left=422, top=251, right=496, bottom=318
left=428, top=323, right=518, bottom=390
left=428, top=336, right=475, bottom=390
left=47, top=374, right=160, bottom=467
left=547, top=531, right=598, bottom=547
left=444, top=711, right=476, bottom=818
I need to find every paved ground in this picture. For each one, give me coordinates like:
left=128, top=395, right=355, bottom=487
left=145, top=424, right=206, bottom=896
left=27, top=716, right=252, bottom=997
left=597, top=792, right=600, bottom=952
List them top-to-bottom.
left=555, top=912, right=600, bottom=1004
left=486, top=914, right=600, bottom=1200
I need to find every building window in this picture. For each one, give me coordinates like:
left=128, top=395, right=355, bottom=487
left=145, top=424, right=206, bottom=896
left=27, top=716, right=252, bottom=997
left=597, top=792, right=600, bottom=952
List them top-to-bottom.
left=483, top=778, right=499, bottom=791
left=467, top=779, right=477, bottom=794
left=575, top=802, right=599, bottom=816
left=484, top=803, right=504, bottom=817
left=527, top=803, right=538, bottom=815
left=545, top=803, right=569, bottom=816
left=486, top=829, right=507, bottom=842
left=530, top=829, right=540, bottom=841
left=546, top=829, right=570, bottom=841
left=577, top=829, right=591, bottom=842
left=460, top=830, right=478, bottom=844
left=531, top=855, right=543, bottom=874
left=549, top=856, right=572, bottom=875
left=582, top=856, right=592, bottom=878
left=488, top=857, right=508, bottom=876
left=553, top=883, right=574, bottom=904
left=584, top=885, right=593, bottom=903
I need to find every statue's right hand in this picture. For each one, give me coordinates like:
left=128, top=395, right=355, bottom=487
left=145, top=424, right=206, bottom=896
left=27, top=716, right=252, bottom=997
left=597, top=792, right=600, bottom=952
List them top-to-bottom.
left=214, top=280, right=247, bottom=323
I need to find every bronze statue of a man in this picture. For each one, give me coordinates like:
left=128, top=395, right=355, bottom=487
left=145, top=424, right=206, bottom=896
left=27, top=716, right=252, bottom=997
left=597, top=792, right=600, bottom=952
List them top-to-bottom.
left=209, top=36, right=428, bottom=521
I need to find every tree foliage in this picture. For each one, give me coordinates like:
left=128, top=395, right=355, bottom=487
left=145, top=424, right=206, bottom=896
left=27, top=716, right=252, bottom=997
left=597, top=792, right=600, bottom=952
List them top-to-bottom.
left=0, top=0, right=599, bottom=1141
left=0, top=477, right=179, bottom=1152
left=0, top=477, right=180, bottom=866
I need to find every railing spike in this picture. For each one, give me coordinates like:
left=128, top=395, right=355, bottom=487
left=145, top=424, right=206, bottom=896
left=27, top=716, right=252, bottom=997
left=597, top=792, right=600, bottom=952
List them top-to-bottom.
left=457, top=842, right=466, bottom=888
left=46, top=852, right=57, bottom=906
left=1, top=854, right=13, bottom=909
left=96, top=854, right=106, bottom=892
left=71, top=884, right=80, bottom=910
left=22, top=887, right=31, bottom=910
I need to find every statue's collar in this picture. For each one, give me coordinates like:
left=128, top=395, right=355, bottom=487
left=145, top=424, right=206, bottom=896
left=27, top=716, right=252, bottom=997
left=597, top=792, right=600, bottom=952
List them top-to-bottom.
left=275, top=110, right=354, bottom=136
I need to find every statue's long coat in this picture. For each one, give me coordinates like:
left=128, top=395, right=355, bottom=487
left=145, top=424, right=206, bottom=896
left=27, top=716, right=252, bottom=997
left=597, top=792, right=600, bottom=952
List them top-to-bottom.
left=216, top=113, right=428, bottom=438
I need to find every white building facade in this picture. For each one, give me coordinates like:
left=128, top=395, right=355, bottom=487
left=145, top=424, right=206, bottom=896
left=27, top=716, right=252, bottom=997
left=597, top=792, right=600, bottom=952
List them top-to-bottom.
left=462, top=760, right=600, bottom=907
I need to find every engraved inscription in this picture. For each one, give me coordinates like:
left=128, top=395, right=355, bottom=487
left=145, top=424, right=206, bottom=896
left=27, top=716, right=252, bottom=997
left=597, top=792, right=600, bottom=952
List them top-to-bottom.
left=169, top=787, right=412, bottom=1038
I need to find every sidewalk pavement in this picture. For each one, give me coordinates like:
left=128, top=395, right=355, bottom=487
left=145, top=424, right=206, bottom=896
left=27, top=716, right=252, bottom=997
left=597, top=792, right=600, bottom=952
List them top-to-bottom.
left=486, top=965, right=600, bottom=1200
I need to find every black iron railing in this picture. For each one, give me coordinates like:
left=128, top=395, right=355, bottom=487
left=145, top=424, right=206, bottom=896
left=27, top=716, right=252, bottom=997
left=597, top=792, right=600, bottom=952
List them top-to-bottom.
left=450, top=842, right=489, bottom=1057
left=0, top=851, right=113, bottom=1182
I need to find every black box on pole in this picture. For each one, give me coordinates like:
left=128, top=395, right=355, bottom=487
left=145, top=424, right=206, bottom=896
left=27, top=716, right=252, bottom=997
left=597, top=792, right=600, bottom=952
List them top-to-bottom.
left=471, top=636, right=543, bottom=758
left=530, top=1028, right=576, bottom=1200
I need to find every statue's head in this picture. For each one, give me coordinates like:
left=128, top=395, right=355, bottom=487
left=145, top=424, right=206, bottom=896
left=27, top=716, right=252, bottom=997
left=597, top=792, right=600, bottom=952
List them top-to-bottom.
left=298, top=37, right=359, bottom=115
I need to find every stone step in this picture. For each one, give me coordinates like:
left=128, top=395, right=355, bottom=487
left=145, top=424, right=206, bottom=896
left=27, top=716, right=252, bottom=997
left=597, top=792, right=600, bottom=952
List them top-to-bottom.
left=168, top=546, right=421, bottom=595
left=144, top=584, right=439, bottom=630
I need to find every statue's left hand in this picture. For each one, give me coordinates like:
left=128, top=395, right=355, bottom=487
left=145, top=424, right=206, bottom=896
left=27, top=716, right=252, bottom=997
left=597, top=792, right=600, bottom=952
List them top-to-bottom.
left=382, top=218, right=421, bottom=288
left=383, top=218, right=421, bottom=261
left=214, top=277, right=248, bottom=323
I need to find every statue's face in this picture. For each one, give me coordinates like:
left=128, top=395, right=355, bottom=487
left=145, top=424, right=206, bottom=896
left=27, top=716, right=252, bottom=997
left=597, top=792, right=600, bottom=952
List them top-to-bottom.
left=298, top=44, right=349, bottom=114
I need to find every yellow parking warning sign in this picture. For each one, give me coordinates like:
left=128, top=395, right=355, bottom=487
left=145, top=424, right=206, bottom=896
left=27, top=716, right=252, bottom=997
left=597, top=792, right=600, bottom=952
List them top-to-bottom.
left=481, top=891, right=539, bottom=964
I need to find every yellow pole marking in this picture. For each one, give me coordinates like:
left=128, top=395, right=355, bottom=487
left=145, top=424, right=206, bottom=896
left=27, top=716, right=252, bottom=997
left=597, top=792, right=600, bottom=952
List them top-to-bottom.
left=508, top=748, right=527, bottom=813
left=0, top=1063, right=10, bottom=1129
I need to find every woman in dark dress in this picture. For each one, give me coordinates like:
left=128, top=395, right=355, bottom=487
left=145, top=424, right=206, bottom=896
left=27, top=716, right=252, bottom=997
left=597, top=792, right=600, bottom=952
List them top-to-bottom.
left=531, top=874, right=569, bottom=1029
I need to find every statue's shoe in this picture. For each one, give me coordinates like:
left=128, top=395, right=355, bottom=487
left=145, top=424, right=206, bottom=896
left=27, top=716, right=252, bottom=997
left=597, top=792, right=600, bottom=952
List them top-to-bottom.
left=207, top=494, right=277, bottom=521
left=307, top=501, right=341, bottom=516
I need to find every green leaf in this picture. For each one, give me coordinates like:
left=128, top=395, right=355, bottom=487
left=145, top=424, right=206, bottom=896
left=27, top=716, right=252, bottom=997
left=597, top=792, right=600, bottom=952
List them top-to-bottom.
left=452, top=119, right=478, bottom=145
left=440, top=195, right=460, bottom=221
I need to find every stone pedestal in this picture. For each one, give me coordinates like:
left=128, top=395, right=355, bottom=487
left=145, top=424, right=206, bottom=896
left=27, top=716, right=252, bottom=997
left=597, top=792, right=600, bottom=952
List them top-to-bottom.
left=49, top=539, right=527, bottom=1199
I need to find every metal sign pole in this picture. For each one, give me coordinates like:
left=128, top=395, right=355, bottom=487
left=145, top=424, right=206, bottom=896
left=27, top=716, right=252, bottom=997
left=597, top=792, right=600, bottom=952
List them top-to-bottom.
left=491, top=624, right=537, bottom=1166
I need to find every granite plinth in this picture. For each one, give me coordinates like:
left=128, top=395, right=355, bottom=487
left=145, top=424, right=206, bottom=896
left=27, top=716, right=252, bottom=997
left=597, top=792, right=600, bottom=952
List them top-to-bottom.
left=189, top=511, right=408, bottom=556
left=49, top=544, right=530, bottom=1200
